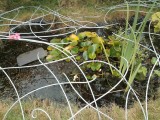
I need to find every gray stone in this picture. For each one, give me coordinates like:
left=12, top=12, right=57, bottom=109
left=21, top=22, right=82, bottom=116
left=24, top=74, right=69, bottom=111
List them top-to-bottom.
left=17, top=47, right=47, bottom=66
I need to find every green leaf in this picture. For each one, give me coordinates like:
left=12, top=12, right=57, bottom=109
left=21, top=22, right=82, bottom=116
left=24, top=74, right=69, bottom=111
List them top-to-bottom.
left=151, top=12, right=160, bottom=32
left=78, top=32, right=86, bottom=39
left=82, top=32, right=97, bottom=38
left=92, top=37, right=104, bottom=44
left=50, top=38, right=61, bottom=43
left=61, top=38, right=68, bottom=43
left=50, top=39, right=63, bottom=47
left=70, top=41, right=78, bottom=46
left=80, top=41, right=92, bottom=47
left=88, top=44, right=99, bottom=53
left=88, top=44, right=99, bottom=59
left=71, top=46, right=79, bottom=54
left=110, top=47, right=120, bottom=57
left=105, top=48, right=110, bottom=57
left=49, top=49, right=61, bottom=57
left=83, top=51, right=88, bottom=60
left=89, top=53, right=96, bottom=59
left=75, top=56, right=81, bottom=60
left=151, top=57, right=158, bottom=65
left=65, top=58, right=70, bottom=62
left=87, top=63, right=91, bottom=68
left=90, top=63, right=101, bottom=71
left=95, top=63, right=101, bottom=70
left=125, top=63, right=142, bottom=92
left=91, top=64, right=96, bottom=71
left=139, top=66, right=147, bottom=76
left=112, top=70, right=120, bottom=77
left=154, top=70, right=160, bottom=77
left=86, top=75, right=92, bottom=80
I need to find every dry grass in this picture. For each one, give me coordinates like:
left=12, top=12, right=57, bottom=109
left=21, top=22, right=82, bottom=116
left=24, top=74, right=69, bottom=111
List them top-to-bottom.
left=0, top=0, right=153, bottom=33
left=0, top=5, right=150, bottom=33
left=0, top=95, right=160, bottom=120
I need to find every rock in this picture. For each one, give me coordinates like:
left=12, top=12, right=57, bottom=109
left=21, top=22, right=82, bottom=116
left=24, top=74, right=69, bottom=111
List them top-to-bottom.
left=17, top=47, right=47, bottom=66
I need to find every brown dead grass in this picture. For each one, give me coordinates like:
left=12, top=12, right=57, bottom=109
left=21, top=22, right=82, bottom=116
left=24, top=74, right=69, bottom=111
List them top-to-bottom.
left=0, top=95, right=160, bottom=120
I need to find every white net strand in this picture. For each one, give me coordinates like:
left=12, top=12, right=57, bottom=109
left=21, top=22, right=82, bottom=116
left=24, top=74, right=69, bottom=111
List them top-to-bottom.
left=0, top=2, right=160, bottom=120
left=148, top=21, right=160, bottom=66
left=37, top=54, right=75, bottom=120
left=145, top=56, right=160, bottom=120
left=79, top=59, right=147, bottom=120
left=0, top=67, right=25, bottom=120
left=63, top=73, right=113, bottom=120
left=31, top=108, right=52, bottom=120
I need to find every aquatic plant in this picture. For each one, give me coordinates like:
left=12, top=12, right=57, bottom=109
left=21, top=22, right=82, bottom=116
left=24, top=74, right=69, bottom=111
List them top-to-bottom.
left=117, top=0, right=156, bottom=92
left=46, top=31, right=123, bottom=74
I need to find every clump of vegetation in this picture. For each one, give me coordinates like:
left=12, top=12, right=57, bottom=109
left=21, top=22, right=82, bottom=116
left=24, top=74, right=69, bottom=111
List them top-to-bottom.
left=151, top=12, right=160, bottom=32
left=46, top=27, right=160, bottom=92
left=46, top=32, right=122, bottom=73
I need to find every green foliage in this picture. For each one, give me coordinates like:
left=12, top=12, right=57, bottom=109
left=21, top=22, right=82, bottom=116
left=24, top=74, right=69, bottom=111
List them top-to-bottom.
left=118, top=0, right=155, bottom=92
left=45, top=8, right=156, bottom=93
left=151, top=12, right=160, bottom=32
left=46, top=31, right=122, bottom=72
left=47, top=33, right=96, bottom=70
left=107, top=35, right=121, bottom=57
left=83, top=51, right=88, bottom=60
left=151, top=57, right=158, bottom=66
left=87, top=62, right=102, bottom=71
left=136, top=66, right=147, bottom=81
left=154, top=70, right=160, bottom=77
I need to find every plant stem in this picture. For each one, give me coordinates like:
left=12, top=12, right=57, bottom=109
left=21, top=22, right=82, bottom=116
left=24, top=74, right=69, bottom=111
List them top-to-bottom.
left=101, top=41, right=113, bottom=74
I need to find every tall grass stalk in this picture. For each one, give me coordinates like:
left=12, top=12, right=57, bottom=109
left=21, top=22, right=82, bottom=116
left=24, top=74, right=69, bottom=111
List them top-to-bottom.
left=118, top=0, right=156, bottom=92
left=101, top=41, right=114, bottom=74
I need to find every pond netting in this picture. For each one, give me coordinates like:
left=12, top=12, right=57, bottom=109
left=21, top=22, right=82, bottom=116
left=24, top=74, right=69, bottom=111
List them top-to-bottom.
left=0, top=1, right=160, bottom=120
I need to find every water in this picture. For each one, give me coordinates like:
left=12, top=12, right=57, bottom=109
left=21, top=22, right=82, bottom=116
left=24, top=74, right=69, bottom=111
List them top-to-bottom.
left=0, top=41, right=77, bottom=103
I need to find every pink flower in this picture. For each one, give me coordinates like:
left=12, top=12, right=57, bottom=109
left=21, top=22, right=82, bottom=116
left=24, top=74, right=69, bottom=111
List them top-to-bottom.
left=9, top=33, right=21, bottom=40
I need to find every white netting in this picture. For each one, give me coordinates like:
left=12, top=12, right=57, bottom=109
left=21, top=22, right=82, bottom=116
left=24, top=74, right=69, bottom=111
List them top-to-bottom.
left=0, top=1, right=160, bottom=120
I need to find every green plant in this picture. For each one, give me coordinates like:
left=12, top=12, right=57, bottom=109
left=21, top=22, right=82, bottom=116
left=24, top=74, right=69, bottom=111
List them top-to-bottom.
left=46, top=0, right=156, bottom=93
left=117, top=0, right=156, bottom=92
left=151, top=12, right=160, bottom=32
left=46, top=31, right=123, bottom=74
left=46, top=32, right=106, bottom=72
left=135, top=66, right=147, bottom=81
left=154, top=69, right=160, bottom=77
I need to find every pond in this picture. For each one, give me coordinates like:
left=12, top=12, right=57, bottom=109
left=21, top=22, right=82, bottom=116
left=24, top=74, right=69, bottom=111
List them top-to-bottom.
left=0, top=2, right=160, bottom=111
left=0, top=21, right=160, bottom=108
